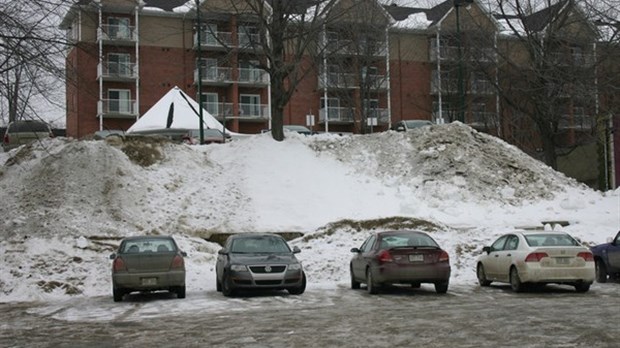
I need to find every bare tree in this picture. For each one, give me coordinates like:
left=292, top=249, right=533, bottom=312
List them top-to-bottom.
left=0, top=0, right=69, bottom=125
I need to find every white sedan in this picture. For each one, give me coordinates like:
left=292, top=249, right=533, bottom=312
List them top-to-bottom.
left=476, top=231, right=595, bottom=292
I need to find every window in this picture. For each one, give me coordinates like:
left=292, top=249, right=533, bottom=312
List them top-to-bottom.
left=107, top=17, right=130, bottom=40
left=205, top=24, right=218, bottom=45
left=238, top=25, right=258, bottom=47
left=108, top=53, right=131, bottom=76
left=199, top=58, right=218, bottom=80
left=239, top=60, right=261, bottom=82
left=108, top=89, right=131, bottom=113
left=203, top=93, right=218, bottom=116
left=239, top=94, right=260, bottom=116
left=363, top=99, right=379, bottom=118
left=360, top=235, right=376, bottom=253
left=505, top=235, right=519, bottom=251
left=490, top=236, right=508, bottom=252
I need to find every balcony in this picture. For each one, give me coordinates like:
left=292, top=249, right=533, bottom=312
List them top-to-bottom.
left=97, top=24, right=136, bottom=45
left=193, top=31, right=233, bottom=50
left=238, top=33, right=262, bottom=50
left=326, top=39, right=387, bottom=57
left=429, top=44, right=494, bottom=63
left=97, top=62, right=137, bottom=81
left=194, top=67, right=233, bottom=86
left=238, top=68, right=269, bottom=86
left=318, top=73, right=357, bottom=89
left=364, top=74, right=389, bottom=90
left=470, top=80, right=494, bottom=95
left=97, top=99, right=138, bottom=119
left=202, top=102, right=233, bottom=119
left=239, top=103, right=269, bottom=121
left=319, top=107, right=355, bottom=123
left=558, top=115, right=594, bottom=130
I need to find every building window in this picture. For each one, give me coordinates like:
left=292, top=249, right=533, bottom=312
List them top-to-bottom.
left=107, top=17, right=130, bottom=40
left=238, top=25, right=258, bottom=47
left=108, top=53, right=131, bottom=76
left=108, top=89, right=131, bottom=113
left=203, top=93, right=219, bottom=116
left=239, top=94, right=261, bottom=117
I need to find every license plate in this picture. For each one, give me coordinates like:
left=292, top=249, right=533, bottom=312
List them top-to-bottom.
left=409, top=254, right=424, bottom=262
left=555, top=258, right=570, bottom=265
left=141, top=277, right=157, bottom=286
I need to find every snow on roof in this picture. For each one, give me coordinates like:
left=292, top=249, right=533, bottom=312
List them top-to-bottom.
left=392, top=11, right=432, bottom=29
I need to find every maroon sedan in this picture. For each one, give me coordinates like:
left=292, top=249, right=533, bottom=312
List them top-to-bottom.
left=350, top=230, right=451, bottom=294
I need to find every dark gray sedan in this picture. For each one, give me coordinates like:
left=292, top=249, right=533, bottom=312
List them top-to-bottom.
left=350, top=230, right=451, bottom=294
left=216, top=233, right=306, bottom=296
left=110, top=236, right=187, bottom=302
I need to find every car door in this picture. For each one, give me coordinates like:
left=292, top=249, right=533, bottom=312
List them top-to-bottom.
left=608, top=231, right=620, bottom=271
left=351, top=235, right=376, bottom=281
left=484, top=235, right=508, bottom=280
left=495, top=235, right=519, bottom=282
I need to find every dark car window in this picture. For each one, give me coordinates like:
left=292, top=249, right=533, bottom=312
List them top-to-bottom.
left=380, top=233, right=439, bottom=248
left=525, top=234, right=580, bottom=247
left=360, top=235, right=376, bottom=253
left=505, top=235, right=519, bottom=250
left=231, top=236, right=291, bottom=253
left=490, top=236, right=508, bottom=252
left=121, top=239, right=176, bottom=253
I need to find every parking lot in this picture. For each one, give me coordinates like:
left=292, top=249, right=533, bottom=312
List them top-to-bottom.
left=1, top=282, right=618, bottom=347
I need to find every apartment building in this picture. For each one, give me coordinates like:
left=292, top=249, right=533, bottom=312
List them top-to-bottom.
left=60, top=0, right=618, bottom=188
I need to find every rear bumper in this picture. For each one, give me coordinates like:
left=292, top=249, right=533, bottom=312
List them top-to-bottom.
left=374, top=263, right=451, bottom=284
left=518, top=264, right=595, bottom=284
left=112, top=270, right=185, bottom=290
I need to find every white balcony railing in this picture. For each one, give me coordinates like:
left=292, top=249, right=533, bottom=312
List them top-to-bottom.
left=98, top=24, right=136, bottom=42
left=194, top=31, right=233, bottom=48
left=238, top=33, right=261, bottom=48
left=98, top=62, right=137, bottom=79
left=194, top=67, right=233, bottom=84
left=238, top=68, right=269, bottom=84
left=318, top=73, right=356, bottom=89
left=98, top=99, right=137, bottom=116
left=202, top=102, right=233, bottom=118
left=239, top=103, right=269, bottom=119
left=319, top=107, right=355, bottom=122
left=559, top=115, right=594, bottom=130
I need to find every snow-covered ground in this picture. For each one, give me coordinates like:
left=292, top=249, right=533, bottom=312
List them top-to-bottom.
left=0, top=122, right=618, bottom=302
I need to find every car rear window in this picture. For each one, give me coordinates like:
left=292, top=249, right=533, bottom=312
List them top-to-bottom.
left=9, top=121, right=50, bottom=132
left=380, top=233, right=439, bottom=248
left=525, top=233, right=580, bottom=247
left=122, top=239, right=176, bottom=253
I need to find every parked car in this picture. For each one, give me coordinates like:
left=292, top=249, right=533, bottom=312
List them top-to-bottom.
left=2, top=120, right=54, bottom=151
left=391, top=120, right=433, bottom=132
left=284, top=125, right=313, bottom=135
left=183, top=128, right=231, bottom=144
left=349, top=230, right=451, bottom=294
left=590, top=230, right=620, bottom=283
left=476, top=231, right=595, bottom=292
left=215, top=233, right=306, bottom=296
left=110, top=235, right=187, bottom=302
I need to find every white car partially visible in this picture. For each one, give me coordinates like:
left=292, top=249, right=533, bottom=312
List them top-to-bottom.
left=476, top=231, right=595, bottom=292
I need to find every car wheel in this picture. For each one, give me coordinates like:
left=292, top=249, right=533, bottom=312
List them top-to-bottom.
left=595, top=260, right=608, bottom=283
left=477, top=263, right=492, bottom=286
left=350, top=266, right=360, bottom=290
left=510, top=267, right=524, bottom=293
left=366, top=268, right=379, bottom=295
left=288, top=272, right=306, bottom=295
left=222, top=273, right=235, bottom=297
left=216, top=277, right=222, bottom=292
left=434, top=281, right=449, bottom=294
left=574, top=282, right=591, bottom=293
left=411, top=283, right=421, bottom=289
left=176, top=285, right=186, bottom=299
left=113, top=287, right=124, bottom=302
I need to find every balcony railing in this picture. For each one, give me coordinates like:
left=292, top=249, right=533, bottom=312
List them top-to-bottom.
left=98, top=24, right=136, bottom=42
left=194, top=31, right=233, bottom=48
left=238, top=33, right=261, bottom=49
left=326, top=39, right=387, bottom=56
left=429, top=44, right=494, bottom=63
left=98, top=62, right=137, bottom=80
left=194, top=67, right=233, bottom=84
left=238, top=68, right=269, bottom=85
left=318, top=73, right=357, bottom=89
left=431, top=78, right=459, bottom=94
left=470, top=80, right=494, bottom=95
left=98, top=99, right=138, bottom=118
left=202, top=102, right=233, bottom=118
left=239, top=103, right=269, bottom=120
left=319, top=107, right=355, bottom=123
left=558, top=115, right=594, bottom=130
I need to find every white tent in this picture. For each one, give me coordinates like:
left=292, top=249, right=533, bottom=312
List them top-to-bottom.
left=127, top=86, right=234, bottom=134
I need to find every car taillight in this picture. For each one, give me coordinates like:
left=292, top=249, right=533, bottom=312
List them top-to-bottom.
left=377, top=250, right=393, bottom=263
left=438, top=250, right=449, bottom=262
left=525, top=252, right=549, bottom=262
left=577, top=252, right=594, bottom=262
left=171, top=255, right=184, bottom=269
left=113, top=258, right=126, bottom=272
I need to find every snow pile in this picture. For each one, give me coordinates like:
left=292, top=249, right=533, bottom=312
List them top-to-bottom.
left=0, top=123, right=617, bottom=302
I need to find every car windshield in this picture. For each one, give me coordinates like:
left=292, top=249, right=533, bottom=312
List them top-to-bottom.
left=379, top=233, right=439, bottom=249
left=524, top=233, right=580, bottom=247
left=230, top=236, right=291, bottom=253
left=121, top=239, right=176, bottom=253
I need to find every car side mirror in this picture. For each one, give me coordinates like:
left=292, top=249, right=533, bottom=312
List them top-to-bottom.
left=292, top=246, right=301, bottom=254
left=482, top=246, right=491, bottom=254
left=351, top=247, right=361, bottom=253
left=218, top=249, right=228, bottom=255
left=181, top=251, right=188, bottom=257
left=109, top=253, right=116, bottom=260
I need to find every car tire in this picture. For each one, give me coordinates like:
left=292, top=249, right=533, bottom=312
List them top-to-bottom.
left=595, top=260, right=608, bottom=283
left=477, top=263, right=492, bottom=286
left=350, top=266, right=360, bottom=290
left=510, top=267, right=524, bottom=293
left=366, top=268, right=379, bottom=295
left=288, top=272, right=306, bottom=295
left=222, top=273, right=235, bottom=297
left=216, top=277, right=222, bottom=292
left=434, top=281, right=449, bottom=294
left=574, top=282, right=591, bottom=293
left=411, top=283, right=421, bottom=289
left=176, top=285, right=186, bottom=299
left=113, top=287, right=124, bottom=302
